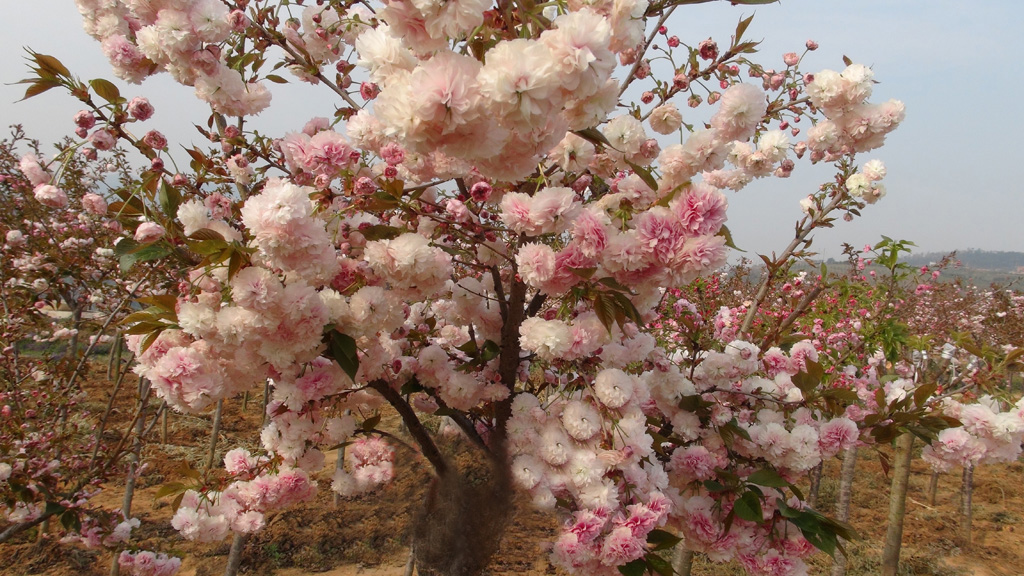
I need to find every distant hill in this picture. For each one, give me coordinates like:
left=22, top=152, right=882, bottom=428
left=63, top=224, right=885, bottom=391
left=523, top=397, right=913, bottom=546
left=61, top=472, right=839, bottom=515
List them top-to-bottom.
left=816, top=249, right=1024, bottom=287
left=902, top=249, right=1024, bottom=273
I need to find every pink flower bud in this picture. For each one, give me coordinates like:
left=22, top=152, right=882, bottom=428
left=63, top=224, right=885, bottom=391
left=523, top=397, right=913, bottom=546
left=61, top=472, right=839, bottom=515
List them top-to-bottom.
left=229, top=10, right=250, bottom=32
left=667, top=36, right=680, bottom=48
left=698, top=38, right=718, bottom=61
left=805, top=39, right=819, bottom=51
left=783, top=52, right=800, bottom=66
left=635, top=61, right=651, bottom=79
left=360, top=82, right=380, bottom=100
left=126, top=97, right=154, bottom=121
left=74, top=110, right=96, bottom=129
left=89, top=129, right=116, bottom=151
left=143, top=130, right=167, bottom=150
left=571, top=174, right=592, bottom=194
left=354, top=176, right=376, bottom=195
left=469, top=181, right=492, bottom=202
left=33, top=184, right=69, bottom=209
left=81, top=193, right=108, bottom=216
left=134, top=222, right=165, bottom=243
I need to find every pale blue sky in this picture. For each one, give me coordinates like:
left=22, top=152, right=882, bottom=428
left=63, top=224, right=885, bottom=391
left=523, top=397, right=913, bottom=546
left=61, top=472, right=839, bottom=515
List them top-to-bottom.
left=1, top=0, right=1021, bottom=259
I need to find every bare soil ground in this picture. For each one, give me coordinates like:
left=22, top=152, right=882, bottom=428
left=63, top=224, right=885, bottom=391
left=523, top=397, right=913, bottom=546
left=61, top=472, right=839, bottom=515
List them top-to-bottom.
left=2, top=370, right=1021, bottom=576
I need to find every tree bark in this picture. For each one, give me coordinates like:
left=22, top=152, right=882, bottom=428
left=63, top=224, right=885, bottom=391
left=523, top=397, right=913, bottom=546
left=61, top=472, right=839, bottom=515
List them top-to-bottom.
left=206, top=399, right=225, bottom=473
left=880, top=434, right=915, bottom=576
left=831, top=446, right=858, bottom=576
left=807, top=462, right=823, bottom=510
left=960, top=464, right=974, bottom=547
left=928, top=470, right=940, bottom=506
left=223, top=533, right=248, bottom=576
left=672, top=545, right=694, bottom=576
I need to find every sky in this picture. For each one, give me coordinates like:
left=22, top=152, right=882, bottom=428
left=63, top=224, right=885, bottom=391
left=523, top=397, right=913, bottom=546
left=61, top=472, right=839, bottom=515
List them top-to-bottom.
left=0, top=0, right=1021, bottom=260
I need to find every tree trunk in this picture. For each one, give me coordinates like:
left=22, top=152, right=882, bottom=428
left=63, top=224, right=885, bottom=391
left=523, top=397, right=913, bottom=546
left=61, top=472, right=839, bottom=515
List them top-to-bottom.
left=68, top=305, right=84, bottom=360
left=106, top=330, right=121, bottom=380
left=261, top=380, right=270, bottom=426
left=110, top=389, right=148, bottom=576
left=206, top=399, right=225, bottom=473
left=161, top=402, right=168, bottom=444
left=880, top=433, right=915, bottom=576
left=332, top=442, right=346, bottom=508
left=831, top=446, right=858, bottom=576
left=807, top=462, right=823, bottom=510
left=410, top=464, right=512, bottom=576
left=960, top=464, right=974, bottom=547
left=928, top=471, right=940, bottom=506
left=223, top=533, right=248, bottom=576
left=672, top=545, right=694, bottom=576
left=403, top=547, right=415, bottom=576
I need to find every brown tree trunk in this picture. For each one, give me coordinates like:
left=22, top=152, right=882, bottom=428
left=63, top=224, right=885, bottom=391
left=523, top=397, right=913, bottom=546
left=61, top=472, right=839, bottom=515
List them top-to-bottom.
left=109, top=387, right=148, bottom=576
left=206, top=399, right=225, bottom=473
left=880, top=433, right=915, bottom=576
left=831, top=446, right=858, bottom=576
left=807, top=462, right=823, bottom=509
left=961, top=464, right=974, bottom=547
left=928, top=470, right=940, bottom=506
left=223, top=533, right=248, bottom=576
left=672, top=545, right=694, bottom=576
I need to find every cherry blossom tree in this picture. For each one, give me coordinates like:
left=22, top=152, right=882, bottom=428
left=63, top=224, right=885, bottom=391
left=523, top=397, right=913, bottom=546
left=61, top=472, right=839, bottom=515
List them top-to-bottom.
left=0, top=0, right=934, bottom=574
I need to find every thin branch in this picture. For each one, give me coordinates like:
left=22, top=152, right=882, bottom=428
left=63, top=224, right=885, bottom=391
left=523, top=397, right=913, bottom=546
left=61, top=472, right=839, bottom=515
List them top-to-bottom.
left=368, top=380, right=448, bottom=476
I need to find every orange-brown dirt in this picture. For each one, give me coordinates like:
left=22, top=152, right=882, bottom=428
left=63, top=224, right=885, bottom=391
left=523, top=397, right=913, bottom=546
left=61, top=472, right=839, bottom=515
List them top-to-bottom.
left=2, top=369, right=1021, bottom=576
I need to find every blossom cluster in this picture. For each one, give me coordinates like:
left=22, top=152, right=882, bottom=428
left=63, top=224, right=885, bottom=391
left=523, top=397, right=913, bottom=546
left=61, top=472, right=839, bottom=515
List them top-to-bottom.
left=75, top=0, right=267, bottom=115
left=922, top=397, right=1024, bottom=472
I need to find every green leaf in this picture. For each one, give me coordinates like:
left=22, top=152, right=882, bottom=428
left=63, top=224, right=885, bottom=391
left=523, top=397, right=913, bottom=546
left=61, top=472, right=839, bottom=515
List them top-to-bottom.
left=734, top=13, right=755, bottom=43
left=32, top=52, right=71, bottom=77
left=266, top=74, right=288, bottom=84
left=90, top=78, right=122, bottom=103
left=18, top=79, right=61, bottom=101
left=574, top=127, right=612, bottom=148
left=625, top=160, right=659, bottom=192
left=158, top=180, right=182, bottom=218
left=359, top=225, right=404, bottom=241
left=717, top=225, right=745, bottom=252
left=187, top=238, right=230, bottom=256
left=120, top=243, right=171, bottom=272
left=593, top=292, right=616, bottom=334
left=327, top=330, right=360, bottom=381
left=400, top=378, right=424, bottom=395
left=913, top=380, right=937, bottom=408
left=678, top=394, right=709, bottom=413
left=362, top=414, right=382, bottom=432
left=747, top=468, right=788, bottom=488
left=703, top=479, right=729, bottom=493
left=154, top=482, right=187, bottom=501
left=733, top=490, right=763, bottom=522
left=43, top=501, right=66, bottom=518
left=60, top=509, right=82, bottom=533
left=646, top=529, right=682, bottom=551
left=646, top=553, right=674, bottom=576
left=617, top=559, right=646, bottom=576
